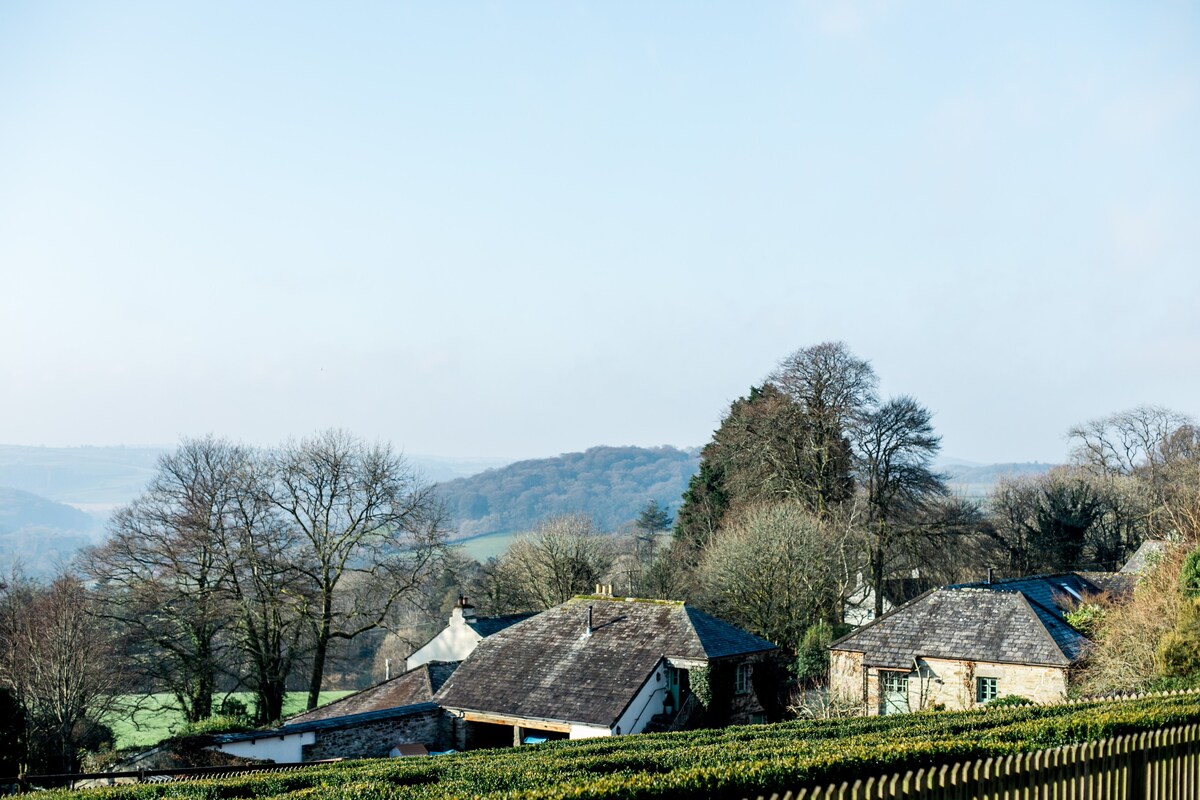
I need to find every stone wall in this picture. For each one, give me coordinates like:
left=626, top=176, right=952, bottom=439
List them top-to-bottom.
left=830, top=649, right=1070, bottom=715
left=829, top=650, right=865, bottom=706
left=301, top=708, right=451, bottom=761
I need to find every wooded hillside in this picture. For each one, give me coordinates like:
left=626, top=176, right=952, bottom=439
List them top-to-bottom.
left=436, top=446, right=700, bottom=538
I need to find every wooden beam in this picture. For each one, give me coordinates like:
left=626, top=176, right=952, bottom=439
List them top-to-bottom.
left=460, top=711, right=574, bottom=733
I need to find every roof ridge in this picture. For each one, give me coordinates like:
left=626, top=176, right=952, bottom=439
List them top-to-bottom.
left=828, top=587, right=939, bottom=649
left=1011, top=590, right=1073, bottom=666
left=568, top=595, right=685, bottom=605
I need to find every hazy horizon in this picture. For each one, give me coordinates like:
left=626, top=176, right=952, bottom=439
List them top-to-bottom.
left=3, top=2, right=1197, bottom=465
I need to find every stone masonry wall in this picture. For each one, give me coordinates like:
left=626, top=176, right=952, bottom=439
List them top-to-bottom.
left=829, top=650, right=866, bottom=706
left=853, top=658, right=1069, bottom=715
left=301, top=708, right=451, bottom=761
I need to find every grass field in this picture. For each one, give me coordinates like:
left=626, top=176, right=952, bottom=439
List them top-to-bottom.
left=455, top=530, right=524, bottom=562
left=106, top=691, right=355, bottom=750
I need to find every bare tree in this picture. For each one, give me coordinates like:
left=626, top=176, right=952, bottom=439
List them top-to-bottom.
left=769, top=341, right=879, bottom=517
left=853, top=396, right=947, bottom=616
left=1069, top=406, right=1195, bottom=480
left=269, top=429, right=448, bottom=710
left=83, top=437, right=246, bottom=723
left=217, top=456, right=311, bottom=724
left=497, top=515, right=614, bottom=609
left=0, top=573, right=129, bottom=773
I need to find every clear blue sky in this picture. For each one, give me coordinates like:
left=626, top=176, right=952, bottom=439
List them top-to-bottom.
left=2, top=2, right=1197, bottom=463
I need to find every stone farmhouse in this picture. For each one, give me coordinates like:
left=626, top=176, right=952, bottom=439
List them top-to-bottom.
left=828, top=571, right=1136, bottom=715
left=209, top=591, right=777, bottom=761
left=435, top=592, right=778, bottom=747
left=211, top=661, right=457, bottom=762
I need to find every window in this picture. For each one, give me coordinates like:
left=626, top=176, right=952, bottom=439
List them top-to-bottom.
left=735, top=663, right=750, bottom=694
left=881, top=672, right=909, bottom=715
left=977, top=677, right=999, bottom=704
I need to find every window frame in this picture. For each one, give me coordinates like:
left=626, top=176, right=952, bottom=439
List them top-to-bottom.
left=734, top=663, right=751, bottom=695
left=976, top=676, right=999, bottom=704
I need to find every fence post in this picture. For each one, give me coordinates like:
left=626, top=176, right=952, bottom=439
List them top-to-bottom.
left=1127, top=731, right=1147, bottom=800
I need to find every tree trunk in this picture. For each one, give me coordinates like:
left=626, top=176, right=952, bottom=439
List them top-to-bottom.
left=871, top=537, right=886, bottom=618
left=306, top=598, right=333, bottom=710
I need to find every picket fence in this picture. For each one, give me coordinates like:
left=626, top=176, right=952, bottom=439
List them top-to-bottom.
left=753, top=722, right=1200, bottom=800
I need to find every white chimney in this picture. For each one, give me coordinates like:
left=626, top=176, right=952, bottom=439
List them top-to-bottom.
left=451, top=594, right=477, bottom=625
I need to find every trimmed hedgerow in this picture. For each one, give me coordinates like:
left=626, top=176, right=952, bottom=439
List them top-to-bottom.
left=46, top=693, right=1200, bottom=800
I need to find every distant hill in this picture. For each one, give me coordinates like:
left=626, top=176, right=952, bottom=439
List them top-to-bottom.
left=0, top=445, right=165, bottom=508
left=436, top=446, right=700, bottom=539
left=942, top=462, right=1058, bottom=500
left=0, top=486, right=104, bottom=575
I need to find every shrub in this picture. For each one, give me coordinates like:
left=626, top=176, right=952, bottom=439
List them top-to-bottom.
left=794, top=622, right=833, bottom=685
left=177, top=714, right=253, bottom=737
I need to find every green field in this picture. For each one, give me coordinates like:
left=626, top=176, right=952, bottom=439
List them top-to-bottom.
left=455, top=530, right=524, bottom=562
left=73, top=692, right=1200, bottom=799
left=106, top=692, right=355, bottom=750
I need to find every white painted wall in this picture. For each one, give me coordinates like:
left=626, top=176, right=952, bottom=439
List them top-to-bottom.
left=406, top=608, right=483, bottom=670
left=613, top=659, right=669, bottom=736
left=568, top=724, right=611, bottom=739
left=213, top=731, right=315, bottom=763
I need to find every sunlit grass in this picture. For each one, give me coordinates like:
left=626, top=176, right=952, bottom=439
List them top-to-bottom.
left=105, top=691, right=356, bottom=750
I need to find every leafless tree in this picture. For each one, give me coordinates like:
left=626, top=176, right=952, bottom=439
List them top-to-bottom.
left=768, top=341, right=879, bottom=517
left=853, top=396, right=947, bottom=616
left=1069, top=406, right=1194, bottom=480
left=269, top=429, right=448, bottom=710
left=83, top=437, right=246, bottom=723
left=217, top=456, right=312, bottom=724
left=496, top=514, right=614, bottom=610
left=0, top=573, right=129, bottom=773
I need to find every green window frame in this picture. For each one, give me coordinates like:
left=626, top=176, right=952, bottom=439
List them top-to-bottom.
left=977, top=676, right=999, bottom=704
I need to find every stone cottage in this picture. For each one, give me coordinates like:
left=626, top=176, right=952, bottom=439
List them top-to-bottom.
left=829, top=572, right=1135, bottom=714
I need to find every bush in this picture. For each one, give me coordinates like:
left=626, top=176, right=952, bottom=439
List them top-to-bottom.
left=794, top=622, right=833, bottom=685
left=34, top=692, right=1200, bottom=800
left=986, top=695, right=1034, bottom=708
left=219, top=697, right=250, bottom=721
left=177, top=714, right=254, bottom=737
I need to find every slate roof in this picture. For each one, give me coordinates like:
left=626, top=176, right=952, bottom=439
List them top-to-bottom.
left=1121, top=540, right=1172, bottom=574
left=1078, top=571, right=1139, bottom=597
left=950, top=573, right=1108, bottom=609
left=831, top=588, right=1082, bottom=669
left=435, top=597, right=775, bottom=728
left=467, top=612, right=537, bottom=637
left=286, top=662, right=458, bottom=724
left=213, top=702, right=440, bottom=743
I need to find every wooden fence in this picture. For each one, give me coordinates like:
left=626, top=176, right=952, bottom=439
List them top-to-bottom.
left=753, top=723, right=1200, bottom=800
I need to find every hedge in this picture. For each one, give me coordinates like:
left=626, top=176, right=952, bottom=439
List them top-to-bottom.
left=45, top=693, right=1200, bottom=800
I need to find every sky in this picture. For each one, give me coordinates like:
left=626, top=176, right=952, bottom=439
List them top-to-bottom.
left=1, top=1, right=1198, bottom=464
